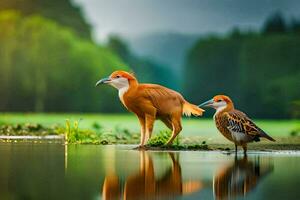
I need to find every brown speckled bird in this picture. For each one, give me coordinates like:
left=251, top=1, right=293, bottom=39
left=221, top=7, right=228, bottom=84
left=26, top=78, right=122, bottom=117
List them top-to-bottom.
left=199, top=95, right=275, bottom=155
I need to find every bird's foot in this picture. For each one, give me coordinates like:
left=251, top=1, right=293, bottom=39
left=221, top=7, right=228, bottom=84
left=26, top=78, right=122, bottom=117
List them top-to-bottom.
left=133, top=145, right=147, bottom=151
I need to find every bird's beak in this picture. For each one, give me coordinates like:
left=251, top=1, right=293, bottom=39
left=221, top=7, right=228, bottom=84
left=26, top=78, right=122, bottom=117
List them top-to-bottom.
left=95, top=77, right=111, bottom=86
left=199, top=99, right=214, bottom=108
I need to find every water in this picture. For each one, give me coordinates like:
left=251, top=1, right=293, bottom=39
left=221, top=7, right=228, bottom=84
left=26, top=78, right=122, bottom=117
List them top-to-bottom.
left=0, top=143, right=299, bottom=200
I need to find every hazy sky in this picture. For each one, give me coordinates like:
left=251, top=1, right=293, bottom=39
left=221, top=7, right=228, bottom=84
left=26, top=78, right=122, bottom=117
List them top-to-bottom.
left=73, top=0, right=300, bottom=42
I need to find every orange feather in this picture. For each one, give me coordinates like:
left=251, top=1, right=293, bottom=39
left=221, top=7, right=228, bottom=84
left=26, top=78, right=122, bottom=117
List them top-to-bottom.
left=99, top=70, right=204, bottom=147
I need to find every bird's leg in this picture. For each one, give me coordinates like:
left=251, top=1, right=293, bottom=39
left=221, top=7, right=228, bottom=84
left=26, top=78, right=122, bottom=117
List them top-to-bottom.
left=145, top=114, right=155, bottom=144
left=137, top=116, right=146, bottom=148
left=166, top=117, right=182, bottom=146
left=235, top=144, right=238, bottom=155
left=242, top=144, right=247, bottom=156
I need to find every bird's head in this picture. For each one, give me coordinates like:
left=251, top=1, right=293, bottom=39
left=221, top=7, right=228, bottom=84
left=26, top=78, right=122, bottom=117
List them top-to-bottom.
left=95, top=70, right=137, bottom=90
left=199, top=95, right=234, bottom=111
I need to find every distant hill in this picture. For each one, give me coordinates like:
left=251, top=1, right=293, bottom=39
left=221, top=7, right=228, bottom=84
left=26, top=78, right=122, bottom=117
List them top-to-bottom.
left=128, top=32, right=200, bottom=81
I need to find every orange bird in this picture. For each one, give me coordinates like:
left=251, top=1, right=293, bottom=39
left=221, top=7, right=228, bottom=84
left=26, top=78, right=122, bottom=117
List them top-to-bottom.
left=96, top=70, right=204, bottom=147
left=199, top=95, right=275, bottom=155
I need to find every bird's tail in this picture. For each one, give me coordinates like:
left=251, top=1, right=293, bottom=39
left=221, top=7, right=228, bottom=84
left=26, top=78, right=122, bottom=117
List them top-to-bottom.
left=183, top=101, right=204, bottom=117
left=259, top=128, right=276, bottom=142
left=263, top=134, right=276, bottom=142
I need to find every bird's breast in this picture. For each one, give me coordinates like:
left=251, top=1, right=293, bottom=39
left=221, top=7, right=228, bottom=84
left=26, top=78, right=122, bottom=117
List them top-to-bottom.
left=118, top=86, right=129, bottom=103
left=120, top=92, right=143, bottom=114
left=214, top=113, right=234, bottom=142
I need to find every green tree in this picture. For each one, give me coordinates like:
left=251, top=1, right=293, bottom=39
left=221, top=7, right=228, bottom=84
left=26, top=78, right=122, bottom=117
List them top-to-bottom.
left=0, top=0, right=91, bottom=39
left=0, top=11, right=127, bottom=112
left=262, top=12, right=287, bottom=34
left=290, top=18, right=300, bottom=33
left=184, top=33, right=300, bottom=118
left=239, top=35, right=300, bottom=118
left=184, top=36, right=243, bottom=107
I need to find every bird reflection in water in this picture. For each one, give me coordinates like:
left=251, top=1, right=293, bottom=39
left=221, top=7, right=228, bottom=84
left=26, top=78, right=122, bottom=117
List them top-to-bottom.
left=101, top=151, right=203, bottom=200
left=213, top=156, right=274, bottom=200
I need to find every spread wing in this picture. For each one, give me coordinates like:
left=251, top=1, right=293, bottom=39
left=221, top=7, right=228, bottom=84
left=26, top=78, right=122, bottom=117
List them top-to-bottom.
left=224, top=110, right=262, bottom=138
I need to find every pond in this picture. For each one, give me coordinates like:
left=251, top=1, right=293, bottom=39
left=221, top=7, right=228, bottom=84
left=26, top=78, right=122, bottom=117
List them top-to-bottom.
left=0, top=143, right=299, bottom=200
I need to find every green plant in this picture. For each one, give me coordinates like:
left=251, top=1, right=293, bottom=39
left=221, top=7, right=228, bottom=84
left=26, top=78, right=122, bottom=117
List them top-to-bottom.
left=65, top=119, right=87, bottom=143
left=92, top=122, right=103, bottom=131
left=290, top=127, right=300, bottom=137
left=147, top=131, right=174, bottom=147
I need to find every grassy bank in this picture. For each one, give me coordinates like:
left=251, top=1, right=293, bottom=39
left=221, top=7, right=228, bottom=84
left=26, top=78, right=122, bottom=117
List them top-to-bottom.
left=0, top=113, right=299, bottom=150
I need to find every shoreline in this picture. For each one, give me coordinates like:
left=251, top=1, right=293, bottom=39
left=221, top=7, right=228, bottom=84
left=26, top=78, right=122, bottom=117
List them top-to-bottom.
left=1, top=136, right=300, bottom=153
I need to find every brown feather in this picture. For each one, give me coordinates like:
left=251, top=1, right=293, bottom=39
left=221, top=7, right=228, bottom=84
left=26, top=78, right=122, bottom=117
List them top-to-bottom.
left=115, top=74, right=202, bottom=145
left=123, top=83, right=200, bottom=118
left=215, top=109, right=275, bottom=142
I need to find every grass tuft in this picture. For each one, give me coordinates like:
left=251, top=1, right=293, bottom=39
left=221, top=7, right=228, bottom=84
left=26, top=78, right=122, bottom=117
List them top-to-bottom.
left=64, top=119, right=139, bottom=144
left=0, top=123, right=60, bottom=136
left=147, top=131, right=172, bottom=146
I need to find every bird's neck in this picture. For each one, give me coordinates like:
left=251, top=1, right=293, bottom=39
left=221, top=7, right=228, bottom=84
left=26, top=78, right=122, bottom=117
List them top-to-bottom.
left=118, top=79, right=139, bottom=106
left=215, top=103, right=234, bottom=115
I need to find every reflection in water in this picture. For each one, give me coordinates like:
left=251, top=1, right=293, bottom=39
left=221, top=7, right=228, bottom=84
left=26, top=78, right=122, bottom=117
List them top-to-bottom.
left=3, top=144, right=296, bottom=200
left=102, top=151, right=203, bottom=200
left=213, top=156, right=274, bottom=200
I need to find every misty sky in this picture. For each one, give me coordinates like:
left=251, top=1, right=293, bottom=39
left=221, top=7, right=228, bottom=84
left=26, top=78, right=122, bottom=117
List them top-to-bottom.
left=73, top=0, right=300, bottom=42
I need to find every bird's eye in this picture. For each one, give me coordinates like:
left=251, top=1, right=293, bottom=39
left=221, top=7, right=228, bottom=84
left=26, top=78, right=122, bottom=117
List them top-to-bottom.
left=116, top=75, right=120, bottom=78
left=217, top=99, right=222, bottom=102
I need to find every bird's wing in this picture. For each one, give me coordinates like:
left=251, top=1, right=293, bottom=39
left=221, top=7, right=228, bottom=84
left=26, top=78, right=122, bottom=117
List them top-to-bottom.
left=139, top=84, right=184, bottom=109
left=142, top=84, right=183, bottom=100
left=224, top=110, right=261, bottom=137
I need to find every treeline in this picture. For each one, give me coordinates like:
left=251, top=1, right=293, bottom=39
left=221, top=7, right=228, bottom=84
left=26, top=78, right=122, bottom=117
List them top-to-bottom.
left=0, top=0, right=91, bottom=39
left=0, top=6, right=176, bottom=113
left=0, top=11, right=127, bottom=112
left=184, top=13, right=300, bottom=119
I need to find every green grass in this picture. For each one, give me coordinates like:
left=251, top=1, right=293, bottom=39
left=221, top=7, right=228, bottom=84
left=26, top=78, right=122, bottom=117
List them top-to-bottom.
left=0, top=113, right=299, bottom=137
left=0, top=113, right=300, bottom=150
left=1, top=113, right=299, bottom=150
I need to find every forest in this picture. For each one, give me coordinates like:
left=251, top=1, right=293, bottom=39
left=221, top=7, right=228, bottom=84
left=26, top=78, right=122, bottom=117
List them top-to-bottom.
left=0, top=0, right=299, bottom=119
left=184, top=13, right=300, bottom=118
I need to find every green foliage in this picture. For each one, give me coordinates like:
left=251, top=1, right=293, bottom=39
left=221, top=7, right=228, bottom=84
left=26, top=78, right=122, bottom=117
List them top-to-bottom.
left=0, top=0, right=91, bottom=39
left=0, top=11, right=128, bottom=112
left=262, top=12, right=287, bottom=34
left=184, top=13, right=300, bottom=119
left=290, top=18, right=300, bottom=33
left=184, top=33, right=300, bottom=119
left=239, top=35, right=300, bottom=118
left=184, top=36, right=243, bottom=106
left=291, top=101, right=300, bottom=118
left=0, top=113, right=298, bottom=138
left=0, top=114, right=299, bottom=148
left=64, top=119, right=139, bottom=144
left=65, top=119, right=102, bottom=144
left=0, top=123, right=60, bottom=136
left=290, top=128, right=300, bottom=137
left=146, top=130, right=210, bottom=150
left=147, top=131, right=171, bottom=146
left=147, top=131, right=180, bottom=146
